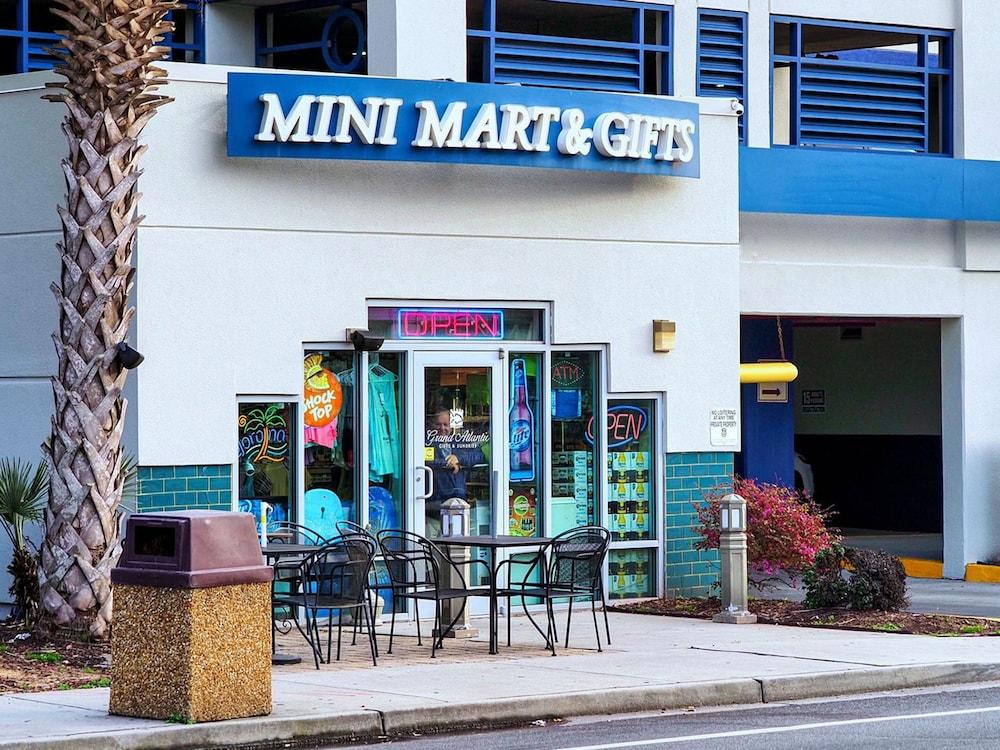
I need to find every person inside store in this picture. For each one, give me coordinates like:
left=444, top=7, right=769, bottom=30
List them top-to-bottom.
left=424, top=408, right=486, bottom=538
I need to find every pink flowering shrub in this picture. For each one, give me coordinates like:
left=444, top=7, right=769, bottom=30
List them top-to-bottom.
left=694, top=477, right=839, bottom=590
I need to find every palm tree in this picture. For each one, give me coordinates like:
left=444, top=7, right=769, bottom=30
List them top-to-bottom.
left=38, top=0, right=177, bottom=639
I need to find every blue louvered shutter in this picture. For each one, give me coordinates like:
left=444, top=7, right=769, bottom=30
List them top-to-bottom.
left=697, top=11, right=747, bottom=142
left=493, top=36, right=643, bottom=93
left=797, top=61, right=927, bottom=151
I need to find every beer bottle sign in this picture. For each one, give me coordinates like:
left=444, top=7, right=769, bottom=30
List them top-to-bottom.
left=509, top=358, right=535, bottom=482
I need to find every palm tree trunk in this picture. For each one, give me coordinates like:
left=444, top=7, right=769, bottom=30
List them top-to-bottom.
left=39, top=0, right=176, bottom=639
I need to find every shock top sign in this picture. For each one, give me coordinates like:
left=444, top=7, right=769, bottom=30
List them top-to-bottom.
left=227, top=72, right=700, bottom=178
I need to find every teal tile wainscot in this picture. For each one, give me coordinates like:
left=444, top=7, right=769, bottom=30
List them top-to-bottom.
left=665, top=452, right=733, bottom=596
left=137, top=465, right=233, bottom=513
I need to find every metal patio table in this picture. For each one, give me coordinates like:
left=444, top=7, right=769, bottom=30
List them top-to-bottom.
left=430, top=534, right=552, bottom=655
left=262, top=543, right=322, bottom=665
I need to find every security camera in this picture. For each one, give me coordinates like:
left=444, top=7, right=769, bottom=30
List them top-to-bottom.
left=730, top=99, right=745, bottom=116
left=348, top=329, right=385, bottom=352
left=115, top=342, right=144, bottom=369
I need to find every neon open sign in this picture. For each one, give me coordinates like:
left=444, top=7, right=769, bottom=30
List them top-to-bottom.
left=397, top=308, right=505, bottom=339
left=585, top=405, right=648, bottom=448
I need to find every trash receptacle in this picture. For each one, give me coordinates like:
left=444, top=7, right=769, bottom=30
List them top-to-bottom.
left=110, top=510, right=274, bottom=722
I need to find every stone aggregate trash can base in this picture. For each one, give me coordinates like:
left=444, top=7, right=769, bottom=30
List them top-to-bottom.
left=110, top=511, right=274, bottom=723
left=111, top=582, right=272, bottom=722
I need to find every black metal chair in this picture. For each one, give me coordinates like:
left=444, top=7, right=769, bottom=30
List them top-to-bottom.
left=334, top=520, right=389, bottom=657
left=267, top=523, right=326, bottom=654
left=499, top=526, right=611, bottom=655
left=376, top=529, right=491, bottom=657
left=272, top=535, right=378, bottom=669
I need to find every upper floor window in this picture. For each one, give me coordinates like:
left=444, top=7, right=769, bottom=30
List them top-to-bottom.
left=0, top=0, right=203, bottom=74
left=256, top=0, right=367, bottom=74
left=467, top=0, right=672, bottom=95
left=697, top=10, right=747, bottom=143
left=772, top=17, right=952, bottom=155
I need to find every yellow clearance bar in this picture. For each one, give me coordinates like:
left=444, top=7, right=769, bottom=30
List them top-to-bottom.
left=739, top=362, right=799, bottom=384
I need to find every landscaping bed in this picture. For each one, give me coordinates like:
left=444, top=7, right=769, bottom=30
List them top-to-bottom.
left=612, top=597, right=1000, bottom=636
left=0, top=622, right=110, bottom=693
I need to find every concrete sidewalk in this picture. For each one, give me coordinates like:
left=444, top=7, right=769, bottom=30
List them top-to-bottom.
left=5, top=610, right=1000, bottom=750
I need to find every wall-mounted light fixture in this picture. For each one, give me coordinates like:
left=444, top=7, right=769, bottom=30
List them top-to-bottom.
left=652, top=320, right=676, bottom=353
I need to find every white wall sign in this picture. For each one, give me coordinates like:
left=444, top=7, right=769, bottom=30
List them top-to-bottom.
left=757, top=382, right=788, bottom=403
left=801, top=389, right=826, bottom=413
left=710, top=408, right=738, bottom=446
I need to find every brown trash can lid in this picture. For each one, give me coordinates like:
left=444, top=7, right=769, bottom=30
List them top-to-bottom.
left=112, top=510, right=274, bottom=589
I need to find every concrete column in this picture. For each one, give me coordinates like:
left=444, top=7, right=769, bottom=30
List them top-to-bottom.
left=367, top=0, right=467, bottom=81
left=672, top=0, right=698, bottom=97
left=745, top=0, right=772, bottom=148
left=954, top=1, right=1000, bottom=160
left=204, top=3, right=256, bottom=68
left=940, top=317, right=965, bottom=579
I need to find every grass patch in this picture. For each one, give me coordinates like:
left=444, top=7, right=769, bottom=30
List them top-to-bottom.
left=873, top=623, right=904, bottom=633
left=960, top=624, right=986, bottom=635
left=0, top=644, right=8, bottom=654
left=25, top=651, right=61, bottom=663
left=80, top=677, right=111, bottom=689
left=57, top=683, right=71, bottom=691
left=167, top=713, right=194, bottom=725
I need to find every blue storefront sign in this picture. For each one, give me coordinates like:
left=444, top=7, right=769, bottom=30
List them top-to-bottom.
left=227, top=73, right=700, bottom=178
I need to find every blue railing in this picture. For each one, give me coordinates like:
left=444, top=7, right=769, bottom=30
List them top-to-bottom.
left=469, top=0, right=672, bottom=95
left=0, top=2, right=204, bottom=73
left=697, top=10, right=747, bottom=142
left=772, top=16, right=952, bottom=155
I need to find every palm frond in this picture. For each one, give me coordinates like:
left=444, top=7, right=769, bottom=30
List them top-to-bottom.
left=0, top=458, right=48, bottom=550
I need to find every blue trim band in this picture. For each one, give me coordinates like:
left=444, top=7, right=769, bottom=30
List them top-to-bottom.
left=739, top=146, right=1000, bottom=222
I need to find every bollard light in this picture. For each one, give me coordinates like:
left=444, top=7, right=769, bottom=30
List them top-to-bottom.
left=713, top=493, right=757, bottom=625
left=440, top=497, right=471, bottom=537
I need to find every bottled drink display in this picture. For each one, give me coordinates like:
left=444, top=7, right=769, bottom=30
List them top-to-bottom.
left=509, top=358, right=535, bottom=482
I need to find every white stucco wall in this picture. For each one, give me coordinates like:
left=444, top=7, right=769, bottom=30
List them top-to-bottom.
left=131, top=63, right=741, bottom=465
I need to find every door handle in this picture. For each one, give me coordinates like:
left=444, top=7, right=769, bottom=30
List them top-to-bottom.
left=416, top=465, right=434, bottom=501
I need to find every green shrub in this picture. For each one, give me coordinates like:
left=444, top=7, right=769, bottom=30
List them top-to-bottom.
left=803, top=544, right=850, bottom=608
left=803, top=546, right=908, bottom=612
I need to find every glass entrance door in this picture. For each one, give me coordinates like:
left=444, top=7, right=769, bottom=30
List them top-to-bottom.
left=411, top=352, right=504, bottom=542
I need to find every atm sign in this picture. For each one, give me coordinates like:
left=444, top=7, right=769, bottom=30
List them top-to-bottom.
left=398, top=308, right=505, bottom=339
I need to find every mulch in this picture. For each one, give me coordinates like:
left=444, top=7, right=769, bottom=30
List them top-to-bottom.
left=612, top=597, right=1000, bottom=636
left=0, top=621, right=110, bottom=694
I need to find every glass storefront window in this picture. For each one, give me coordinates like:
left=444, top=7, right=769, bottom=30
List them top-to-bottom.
left=303, top=350, right=356, bottom=538
left=550, top=351, right=600, bottom=534
left=368, top=352, right=405, bottom=534
left=508, top=353, right=542, bottom=537
left=606, top=398, right=656, bottom=542
left=238, top=401, right=295, bottom=533
left=608, top=548, right=655, bottom=599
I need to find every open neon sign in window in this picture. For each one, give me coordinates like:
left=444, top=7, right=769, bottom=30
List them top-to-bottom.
left=397, top=308, right=505, bottom=340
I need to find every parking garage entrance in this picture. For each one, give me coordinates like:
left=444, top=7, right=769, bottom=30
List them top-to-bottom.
left=738, top=317, right=943, bottom=562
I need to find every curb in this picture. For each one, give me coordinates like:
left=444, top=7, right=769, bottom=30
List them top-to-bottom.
left=4, top=663, right=1000, bottom=750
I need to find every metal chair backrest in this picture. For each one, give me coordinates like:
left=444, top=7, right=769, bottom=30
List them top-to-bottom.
left=336, top=520, right=368, bottom=537
left=267, top=522, right=325, bottom=546
left=547, top=526, right=610, bottom=592
left=376, top=529, right=455, bottom=591
left=302, top=535, right=376, bottom=607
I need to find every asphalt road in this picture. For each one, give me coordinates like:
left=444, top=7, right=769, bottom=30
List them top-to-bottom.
left=336, top=683, right=1000, bottom=750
